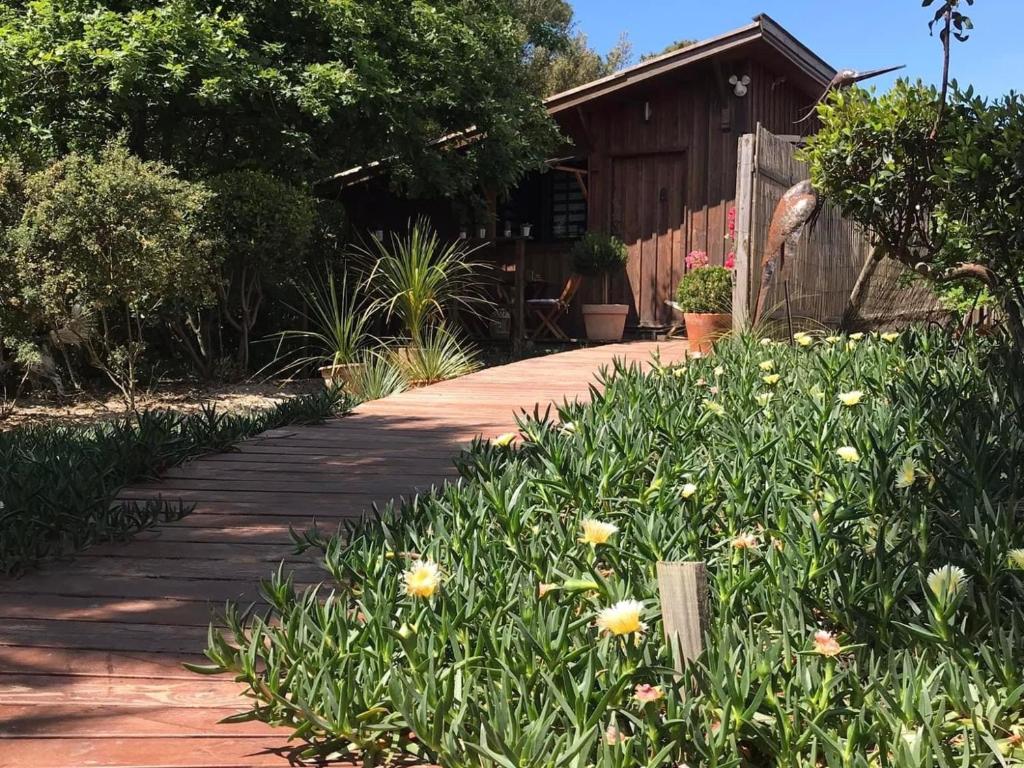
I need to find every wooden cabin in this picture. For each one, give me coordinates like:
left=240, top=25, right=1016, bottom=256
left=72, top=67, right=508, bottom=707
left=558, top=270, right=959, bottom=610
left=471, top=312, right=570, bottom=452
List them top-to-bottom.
left=330, top=14, right=835, bottom=337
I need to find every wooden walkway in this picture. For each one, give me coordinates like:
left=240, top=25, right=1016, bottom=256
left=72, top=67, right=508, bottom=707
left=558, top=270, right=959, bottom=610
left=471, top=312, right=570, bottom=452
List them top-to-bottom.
left=0, top=341, right=687, bottom=768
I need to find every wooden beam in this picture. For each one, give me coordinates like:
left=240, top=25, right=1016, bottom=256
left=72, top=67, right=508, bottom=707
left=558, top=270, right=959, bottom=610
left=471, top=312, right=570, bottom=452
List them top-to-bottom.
left=732, top=133, right=755, bottom=330
left=512, top=238, right=526, bottom=358
left=656, top=561, right=710, bottom=674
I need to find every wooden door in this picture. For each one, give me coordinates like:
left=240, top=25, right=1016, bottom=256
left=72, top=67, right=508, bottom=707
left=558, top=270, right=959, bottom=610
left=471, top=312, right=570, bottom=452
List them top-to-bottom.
left=611, top=153, right=687, bottom=327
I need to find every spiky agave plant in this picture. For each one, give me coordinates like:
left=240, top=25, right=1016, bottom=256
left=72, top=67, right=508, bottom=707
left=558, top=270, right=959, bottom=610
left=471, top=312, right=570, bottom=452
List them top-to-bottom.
left=358, top=218, right=493, bottom=346
left=265, top=266, right=374, bottom=377
left=393, top=325, right=480, bottom=386
left=347, top=349, right=408, bottom=402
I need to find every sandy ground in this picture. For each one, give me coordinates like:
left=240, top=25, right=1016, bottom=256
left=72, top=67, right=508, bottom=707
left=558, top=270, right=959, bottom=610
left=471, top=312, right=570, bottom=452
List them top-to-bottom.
left=0, top=379, right=326, bottom=430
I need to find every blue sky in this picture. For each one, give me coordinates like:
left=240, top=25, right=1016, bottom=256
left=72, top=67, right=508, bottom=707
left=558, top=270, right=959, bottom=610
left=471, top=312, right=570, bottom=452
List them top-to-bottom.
left=570, top=1, right=1021, bottom=97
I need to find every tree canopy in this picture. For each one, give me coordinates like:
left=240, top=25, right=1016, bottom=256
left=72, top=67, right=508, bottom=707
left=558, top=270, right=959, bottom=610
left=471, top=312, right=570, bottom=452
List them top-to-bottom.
left=0, top=0, right=565, bottom=194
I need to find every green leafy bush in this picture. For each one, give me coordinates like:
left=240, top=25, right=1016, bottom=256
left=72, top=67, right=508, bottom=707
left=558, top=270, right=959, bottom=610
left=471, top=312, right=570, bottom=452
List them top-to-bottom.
left=6, top=141, right=216, bottom=407
left=675, top=265, right=732, bottom=313
left=197, top=332, right=1024, bottom=767
left=0, top=388, right=351, bottom=574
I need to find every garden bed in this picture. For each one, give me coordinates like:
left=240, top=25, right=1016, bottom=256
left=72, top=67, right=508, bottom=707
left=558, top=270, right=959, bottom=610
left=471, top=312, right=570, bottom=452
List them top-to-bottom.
left=198, top=331, right=1024, bottom=767
left=0, top=387, right=352, bottom=575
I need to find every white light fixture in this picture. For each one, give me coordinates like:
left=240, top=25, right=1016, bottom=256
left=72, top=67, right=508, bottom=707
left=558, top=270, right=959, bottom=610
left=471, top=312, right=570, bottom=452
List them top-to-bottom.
left=729, top=74, right=751, bottom=98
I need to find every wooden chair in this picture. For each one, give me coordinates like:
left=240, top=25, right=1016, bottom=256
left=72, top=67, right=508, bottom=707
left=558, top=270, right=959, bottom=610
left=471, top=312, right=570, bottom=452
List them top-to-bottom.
left=527, top=274, right=582, bottom=341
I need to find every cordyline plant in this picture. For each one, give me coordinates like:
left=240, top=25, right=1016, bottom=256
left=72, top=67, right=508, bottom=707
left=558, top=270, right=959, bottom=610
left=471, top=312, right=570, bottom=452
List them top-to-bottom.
left=196, top=331, right=1024, bottom=767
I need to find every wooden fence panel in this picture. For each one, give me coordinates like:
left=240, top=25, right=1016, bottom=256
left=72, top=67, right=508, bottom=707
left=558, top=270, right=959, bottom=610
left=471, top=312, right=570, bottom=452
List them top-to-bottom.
left=733, top=125, right=942, bottom=331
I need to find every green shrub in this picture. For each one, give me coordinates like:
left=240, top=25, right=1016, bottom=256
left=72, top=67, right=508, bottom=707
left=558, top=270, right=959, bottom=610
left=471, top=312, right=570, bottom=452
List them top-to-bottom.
left=7, top=141, right=216, bottom=407
left=206, top=169, right=316, bottom=371
left=570, top=232, right=628, bottom=277
left=571, top=232, right=628, bottom=304
left=675, top=265, right=732, bottom=313
left=196, top=331, right=1024, bottom=767
left=0, top=388, right=351, bottom=574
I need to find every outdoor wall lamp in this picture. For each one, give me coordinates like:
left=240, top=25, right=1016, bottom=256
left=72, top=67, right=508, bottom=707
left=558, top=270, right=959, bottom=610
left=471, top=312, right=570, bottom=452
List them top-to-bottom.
left=729, top=74, right=751, bottom=98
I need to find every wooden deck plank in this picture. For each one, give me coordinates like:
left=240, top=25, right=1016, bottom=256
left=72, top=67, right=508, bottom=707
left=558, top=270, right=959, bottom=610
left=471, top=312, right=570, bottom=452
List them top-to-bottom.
left=0, top=341, right=687, bottom=768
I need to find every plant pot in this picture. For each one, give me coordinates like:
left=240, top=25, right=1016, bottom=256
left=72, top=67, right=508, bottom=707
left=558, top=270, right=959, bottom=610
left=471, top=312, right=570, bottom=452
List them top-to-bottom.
left=582, top=304, right=629, bottom=341
left=683, top=312, right=732, bottom=353
left=319, top=362, right=364, bottom=389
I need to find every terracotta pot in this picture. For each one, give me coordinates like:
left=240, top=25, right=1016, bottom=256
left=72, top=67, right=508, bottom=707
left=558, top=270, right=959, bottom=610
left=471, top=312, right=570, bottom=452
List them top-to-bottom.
left=582, top=304, right=629, bottom=341
left=683, top=312, right=732, bottom=353
left=318, top=362, right=364, bottom=389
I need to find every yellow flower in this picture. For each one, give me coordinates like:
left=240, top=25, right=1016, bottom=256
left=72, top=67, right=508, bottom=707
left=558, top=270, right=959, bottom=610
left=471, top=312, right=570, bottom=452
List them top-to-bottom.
left=881, top=331, right=900, bottom=342
left=794, top=332, right=814, bottom=347
left=850, top=332, right=864, bottom=341
left=825, top=335, right=841, bottom=343
left=760, top=337, right=774, bottom=346
left=846, top=340, right=858, bottom=351
left=759, top=360, right=775, bottom=371
left=713, top=365, right=725, bottom=377
left=673, top=367, right=687, bottom=378
left=762, top=374, right=781, bottom=386
left=809, top=386, right=825, bottom=400
left=837, top=390, right=864, bottom=407
left=756, top=392, right=773, bottom=406
left=703, top=399, right=724, bottom=416
left=493, top=432, right=518, bottom=447
left=837, top=446, right=860, bottom=463
left=895, top=457, right=918, bottom=489
left=681, top=482, right=697, bottom=499
left=580, top=519, right=618, bottom=546
left=1007, top=549, right=1024, bottom=570
left=403, top=560, right=441, bottom=599
left=596, top=599, right=647, bottom=636
left=813, top=630, right=842, bottom=657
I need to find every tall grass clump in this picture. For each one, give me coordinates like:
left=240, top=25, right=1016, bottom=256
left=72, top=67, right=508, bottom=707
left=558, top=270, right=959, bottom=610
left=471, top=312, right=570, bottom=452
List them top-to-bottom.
left=196, top=331, right=1024, bottom=767
left=0, top=388, right=351, bottom=574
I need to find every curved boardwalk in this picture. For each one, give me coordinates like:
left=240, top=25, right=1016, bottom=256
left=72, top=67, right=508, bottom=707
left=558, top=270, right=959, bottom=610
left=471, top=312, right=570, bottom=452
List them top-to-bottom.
left=0, top=341, right=687, bottom=768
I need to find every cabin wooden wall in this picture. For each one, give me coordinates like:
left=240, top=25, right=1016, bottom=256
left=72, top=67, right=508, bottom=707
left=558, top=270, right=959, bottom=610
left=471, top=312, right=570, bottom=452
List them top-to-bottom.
left=570, top=57, right=820, bottom=328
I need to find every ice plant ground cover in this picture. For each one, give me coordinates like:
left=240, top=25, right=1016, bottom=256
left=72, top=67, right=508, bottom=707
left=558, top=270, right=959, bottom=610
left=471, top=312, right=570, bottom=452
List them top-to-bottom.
left=197, top=332, right=1024, bottom=767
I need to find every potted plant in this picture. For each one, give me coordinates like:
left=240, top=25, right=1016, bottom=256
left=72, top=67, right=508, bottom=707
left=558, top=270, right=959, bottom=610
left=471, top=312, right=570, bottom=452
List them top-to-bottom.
left=572, top=232, right=630, bottom=341
left=675, top=252, right=733, bottom=353
left=267, top=268, right=372, bottom=390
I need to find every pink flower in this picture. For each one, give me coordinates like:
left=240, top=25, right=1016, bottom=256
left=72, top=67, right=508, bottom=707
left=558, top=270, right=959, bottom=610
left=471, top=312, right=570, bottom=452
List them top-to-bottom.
left=727, top=207, right=737, bottom=238
left=685, top=250, right=709, bottom=270
left=724, top=252, right=736, bottom=270
left=813, top=630, right=842, bottom=657
left=633, top=683, right=664, bottom=704
left=605, top=724, right=628, bottom=745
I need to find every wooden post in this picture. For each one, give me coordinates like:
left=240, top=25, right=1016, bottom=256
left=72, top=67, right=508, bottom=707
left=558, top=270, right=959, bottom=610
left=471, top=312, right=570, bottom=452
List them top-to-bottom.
left=732, top=133, right=756, bottom=331
left=512, top=237, right=526, bottom=358
left=656, top=561, right=710, bottom=674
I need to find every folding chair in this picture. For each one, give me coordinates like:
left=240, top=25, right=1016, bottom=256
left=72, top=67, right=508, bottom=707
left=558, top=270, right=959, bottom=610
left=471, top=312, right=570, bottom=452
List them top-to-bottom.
left=527, top=274, right=582, bottom=341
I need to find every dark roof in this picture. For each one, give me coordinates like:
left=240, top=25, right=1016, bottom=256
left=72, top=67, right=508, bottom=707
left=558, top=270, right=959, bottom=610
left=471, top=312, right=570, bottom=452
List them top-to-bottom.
left=321, top=14, right=835, bottom=189
left=545, top=14, right=834, bottom=113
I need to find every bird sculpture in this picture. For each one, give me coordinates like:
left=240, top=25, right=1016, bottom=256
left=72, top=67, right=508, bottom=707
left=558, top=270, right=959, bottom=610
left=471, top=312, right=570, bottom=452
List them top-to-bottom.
left=751, top=64, right=906, bottom=325
left=796, top=64, right=906, bottom=123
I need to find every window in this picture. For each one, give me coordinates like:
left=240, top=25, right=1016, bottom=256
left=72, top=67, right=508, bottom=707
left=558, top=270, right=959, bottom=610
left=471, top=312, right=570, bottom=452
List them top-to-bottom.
left=550, top=170, right=587, bottom=239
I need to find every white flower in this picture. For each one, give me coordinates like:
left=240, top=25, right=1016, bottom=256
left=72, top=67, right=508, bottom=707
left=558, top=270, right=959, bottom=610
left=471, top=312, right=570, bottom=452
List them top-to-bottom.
left=713, top=365, right=725, bottom=377
left=837, top=390, right=864, bottom=407
left=756, top=392, right=773, bottom=406
left=837, top=446, right=860, bottom=463
left=895, top=457, right=918, bottom=489
left=681, top=483, right=697, bottom=499
left=1008, top=549, right=1024, bottom=570
left=927, top=564, right=968, bottom=602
